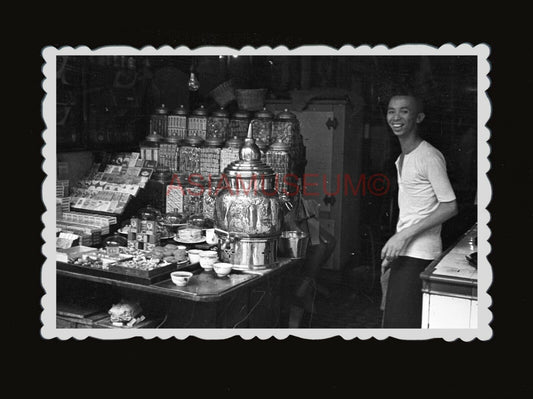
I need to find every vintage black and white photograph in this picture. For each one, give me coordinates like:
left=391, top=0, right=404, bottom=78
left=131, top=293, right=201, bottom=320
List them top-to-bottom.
left=41, top=44, right=491, bottom=340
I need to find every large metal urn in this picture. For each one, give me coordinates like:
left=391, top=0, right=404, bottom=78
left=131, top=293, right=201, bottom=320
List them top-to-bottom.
left=214, top=124, right=290, bottom=269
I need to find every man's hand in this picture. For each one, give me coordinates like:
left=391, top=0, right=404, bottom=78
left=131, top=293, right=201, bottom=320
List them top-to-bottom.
left=381, top=231, right=411, bottom=267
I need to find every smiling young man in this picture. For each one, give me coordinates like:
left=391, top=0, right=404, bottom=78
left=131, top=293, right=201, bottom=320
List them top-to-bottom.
left=381, top=93, right=458, bottom=328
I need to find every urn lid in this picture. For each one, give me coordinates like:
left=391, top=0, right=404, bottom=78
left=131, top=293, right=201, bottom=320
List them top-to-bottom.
left=223, top=123, right=275, bottom=178
left=183, top=136, right=204, bottom=146
left=225, top=136, right=244, bottom=148
left=204, top=137, right=225, bottom=148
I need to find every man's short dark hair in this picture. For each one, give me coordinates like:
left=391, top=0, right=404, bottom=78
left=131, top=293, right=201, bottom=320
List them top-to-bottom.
left=387, top=86, right=425, bottom=114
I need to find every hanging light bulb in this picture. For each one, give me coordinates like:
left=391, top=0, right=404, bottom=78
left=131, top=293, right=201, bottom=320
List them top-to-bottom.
left=188, top=61, right=200, bottom=91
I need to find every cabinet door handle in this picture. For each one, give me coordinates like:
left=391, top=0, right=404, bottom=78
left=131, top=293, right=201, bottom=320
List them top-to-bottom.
left=325, top=117, right=338, bottom=130
left=323, top=195, right=336, bottom=207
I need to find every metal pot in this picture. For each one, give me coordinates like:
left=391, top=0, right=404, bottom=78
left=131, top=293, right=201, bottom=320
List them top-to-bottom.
left=279, top=230, right=309, bottom=259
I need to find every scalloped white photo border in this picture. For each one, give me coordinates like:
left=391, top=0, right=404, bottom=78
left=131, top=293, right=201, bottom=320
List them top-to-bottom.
left=41, top=43, right=492, bottom=340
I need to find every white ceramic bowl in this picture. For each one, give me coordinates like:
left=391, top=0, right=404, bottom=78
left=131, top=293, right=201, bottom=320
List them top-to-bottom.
left=187, top=249, right=203, bottom=264
left=199, top=251, right=218, bottom=270
left=213, top=262, right=233, bottom=277
left=170, top=271, right=193, bottom=287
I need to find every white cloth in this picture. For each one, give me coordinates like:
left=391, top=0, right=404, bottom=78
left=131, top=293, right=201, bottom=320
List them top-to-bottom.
left=395, top=140, right=456, bottom=260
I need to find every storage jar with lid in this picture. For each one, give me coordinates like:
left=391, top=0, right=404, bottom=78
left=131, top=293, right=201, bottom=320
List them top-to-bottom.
left=149, top=104, right=169, bottom=137
left=187, top=104, right=208, bottom=139
left=168, top=105, right=188, bottom=139
left=207, top=107, right=230, bottom=140
left=251, top=107, right=274, bottom=147
left=229, top=110, right=251, bottom=140
left=140, top=131, right=164, bottom=162
left=158, top=136, right=181, bottom=173
left=179, top=136, right=203, bottom=175
left=220, top=136, right=243, bottom=174
left=200, top=137, right=224, bottom=178
left=265, top=139, right=293, bottom=196
left=145, top=167, right=173, bottom=214
left=166, top=173, right=187, bottom=214
left=183, top=174, right=207, bottom=217
left=203, top=174, right=221, bottom=220
left=103, top=234, right=127, bottom=258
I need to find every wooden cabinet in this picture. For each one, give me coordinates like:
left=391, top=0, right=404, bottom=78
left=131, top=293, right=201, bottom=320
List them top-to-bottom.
left=265, top=99, right=364, bottom=270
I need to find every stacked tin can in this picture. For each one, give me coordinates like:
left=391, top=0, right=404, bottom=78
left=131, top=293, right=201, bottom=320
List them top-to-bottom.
left=149, top=104, right=169, bottom=137
left=167, top=105, right=188, bottom=139
left=187, top=105, right=208, bottom=140
left=206, top=107, right=230, bottom=140
left=251, top=107, right=274, bottom=147
left=229, top=110, right=251, bottom=140
left=140, top=131, right=163, bottom=162
left=158, top=136, right=181, bottom=173
left=179, top=136, right=203, bottom=175
left=220, top=136, right=244, bottom=174
left=200, top=137, right=224, bottom=179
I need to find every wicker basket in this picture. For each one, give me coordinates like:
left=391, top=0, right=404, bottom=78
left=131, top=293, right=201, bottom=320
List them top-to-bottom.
left=208, top=80, right=236, bottom=107
left=236, top=89, right=267, bottom=111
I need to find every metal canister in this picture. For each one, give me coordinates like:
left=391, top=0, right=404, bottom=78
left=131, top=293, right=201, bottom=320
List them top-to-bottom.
left=149, top=104, right=169, bottom=137
left=168, top=104, right=188, bottom=139
left=187, top=104, right=208, bottom=139
left=207, top=107, right=230, bottom=140
left=251, top=107, right=274, bottom=147
left=229, top=110, right=251, bottom=140
left=140, top=131, right=163, bottom=162
left=220, top=136, right=243, bottom=174
left=200, top=137, right=224, bottom=179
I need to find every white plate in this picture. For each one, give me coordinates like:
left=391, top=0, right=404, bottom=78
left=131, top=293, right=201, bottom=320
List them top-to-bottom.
left=173, top=236, right=206, bottom=244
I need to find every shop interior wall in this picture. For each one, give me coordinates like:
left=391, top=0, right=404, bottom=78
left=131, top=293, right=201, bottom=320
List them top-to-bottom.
left=56, top=55, right=477, bottom=250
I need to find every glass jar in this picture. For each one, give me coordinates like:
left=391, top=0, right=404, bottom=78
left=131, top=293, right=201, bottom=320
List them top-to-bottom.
left=149, top=104, right=169, bottom=137
left=168, top=104, right=188, bottom=139
left=187, top=104, right=208, bottom=139
left=207, top=107, right=230, bottom=140
left=251, top=107, right=274, bottom=147
left=272, top=109, right=304, bottom=178
left=229, top=110, right=251, bottom=140
left=140, top=131, right=163, bottom=162
left=158, top=136, right=181, bottom=173
left=179, top=136, right=203, bottom=175
left=220, top=136, right=243, bottom=174
left=200, top=137, right=224, bottom=179
left=265, top=139, right=292, bottom=196
left=257, top=142, right=269, bottom=162
left=146, top=168, right=173, bottom=214
left=166, top=173, right=187, bottom=214
left=183, top=174, right=206, bottom=217
left=203, top=174, right=221, bottom=220
left=103, top=234, right=128, bottom=258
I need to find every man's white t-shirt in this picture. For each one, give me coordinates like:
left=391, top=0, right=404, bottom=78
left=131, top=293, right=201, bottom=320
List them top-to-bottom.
left=395, top=140, right=456, bottom=260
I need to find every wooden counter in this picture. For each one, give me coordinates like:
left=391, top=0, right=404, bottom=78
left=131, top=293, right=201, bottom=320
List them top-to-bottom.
left=420, top=224, right=478, bottom=328
left=57, top=258, right=303, bottom=328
